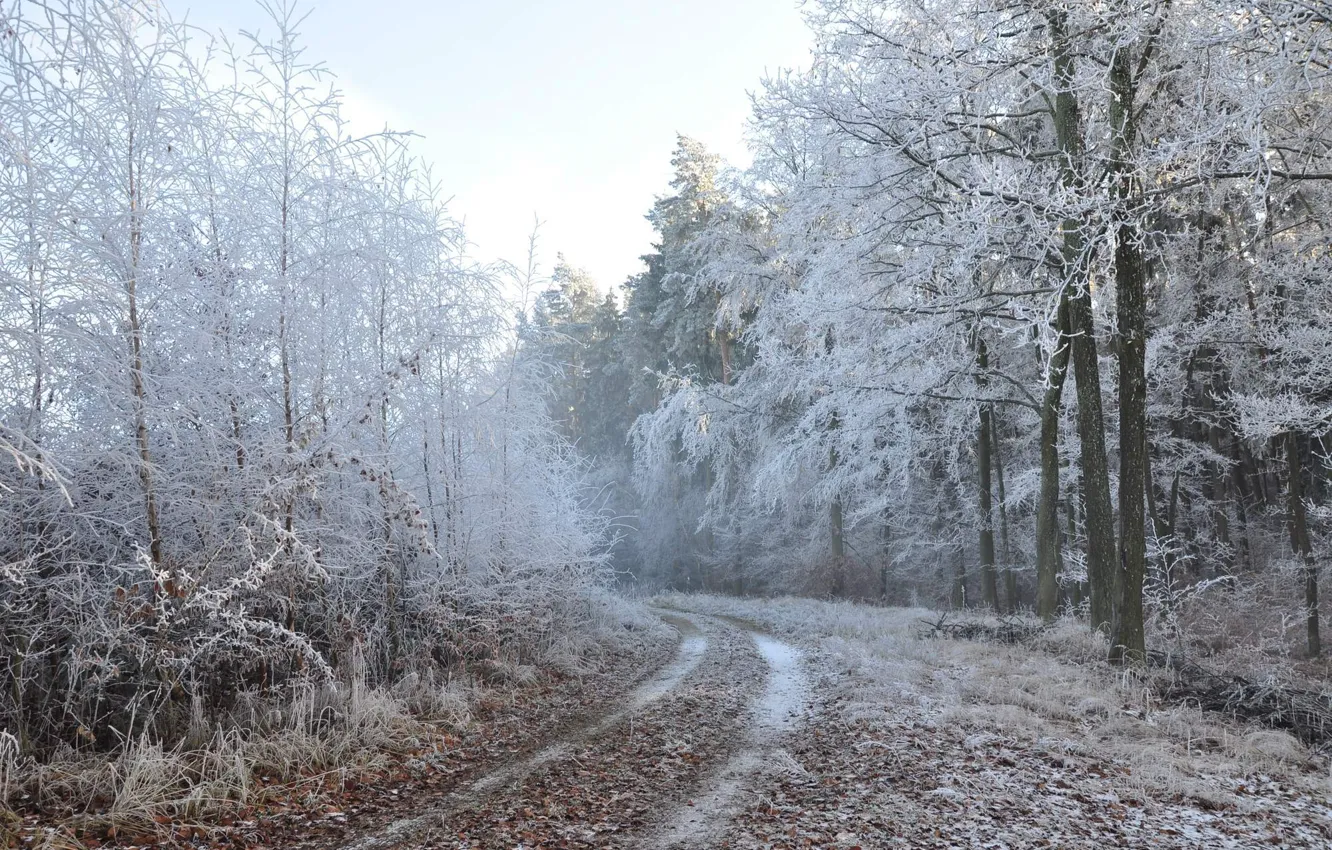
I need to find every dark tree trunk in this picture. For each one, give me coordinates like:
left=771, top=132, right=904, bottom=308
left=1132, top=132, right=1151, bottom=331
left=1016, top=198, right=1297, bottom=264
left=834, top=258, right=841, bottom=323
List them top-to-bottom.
left=1048, top=6, right=1117, bottom=636
left=1036, top=9, right=1081, bottom=621
left=1108, top=34, right=1152, bottom=666
left=1068, top=271, right=1117, bottom=635
left=976, top=337, right=999, bottom=612
left=992, top=412, right=1017, bottom=612
left=1286, top=431, right=1322, bottom=658
left=831, top=494, right=845, bottom=593
left=880, top=508, right=892, bottom=601
left=952, top=543, right=968, bottom=609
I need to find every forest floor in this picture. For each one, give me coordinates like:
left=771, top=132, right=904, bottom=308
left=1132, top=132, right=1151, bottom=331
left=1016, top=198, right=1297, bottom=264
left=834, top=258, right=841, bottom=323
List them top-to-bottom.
left=661, top=595, right=1332, bottom=849
left=10, top=596, right=1332, bottom=849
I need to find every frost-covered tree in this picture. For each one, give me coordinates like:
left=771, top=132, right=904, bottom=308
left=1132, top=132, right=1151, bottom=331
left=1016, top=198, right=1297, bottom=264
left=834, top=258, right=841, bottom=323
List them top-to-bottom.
left=0, top=0, right=612, bottom=759
left=628, top=0, right=1332, bottom=661
left=619, top=137, right=745, bottom=587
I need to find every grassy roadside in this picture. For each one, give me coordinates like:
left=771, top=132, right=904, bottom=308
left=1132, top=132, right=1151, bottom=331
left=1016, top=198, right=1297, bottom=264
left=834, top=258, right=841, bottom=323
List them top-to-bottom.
left=658, top=593, right=1332, bottom=848
left=1, top=597, right=674, bottom=850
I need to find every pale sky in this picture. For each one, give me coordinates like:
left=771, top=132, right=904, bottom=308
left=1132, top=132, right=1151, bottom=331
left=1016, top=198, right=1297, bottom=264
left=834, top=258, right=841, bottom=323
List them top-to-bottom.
left=177, top=0, right=812, bottom=290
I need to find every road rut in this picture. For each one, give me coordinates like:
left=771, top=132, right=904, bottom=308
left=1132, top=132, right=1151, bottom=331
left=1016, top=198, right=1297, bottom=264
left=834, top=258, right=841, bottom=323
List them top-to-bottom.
left=332, top=612, right=809, bottom=849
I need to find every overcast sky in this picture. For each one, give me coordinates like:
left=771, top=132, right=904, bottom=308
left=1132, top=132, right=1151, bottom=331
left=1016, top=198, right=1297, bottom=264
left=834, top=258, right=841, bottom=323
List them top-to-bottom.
left=177, top=0, right=812, bottom=290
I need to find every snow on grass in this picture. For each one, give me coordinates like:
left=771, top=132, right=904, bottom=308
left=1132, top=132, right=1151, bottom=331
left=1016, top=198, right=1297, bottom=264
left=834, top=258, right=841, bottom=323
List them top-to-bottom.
left=657, top=593, right=1332, bottom=845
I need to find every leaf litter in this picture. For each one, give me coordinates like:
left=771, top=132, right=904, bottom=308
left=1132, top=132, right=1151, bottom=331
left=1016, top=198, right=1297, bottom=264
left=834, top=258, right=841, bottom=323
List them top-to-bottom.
left=664, top=594, right=1332, bottom=850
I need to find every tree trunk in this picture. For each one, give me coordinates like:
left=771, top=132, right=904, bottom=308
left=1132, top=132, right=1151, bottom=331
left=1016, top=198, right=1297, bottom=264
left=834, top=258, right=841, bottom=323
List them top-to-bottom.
left=1048, top=9, right=1116, bottom=634
left=1038, top=13, right=1082, bottom=621
left=1108, top=36, right=1151, bottom=666
left=127, top=128, right=163, bottom=569
left=279, top=172, right=296, bottom=538
left=1067, top=255, right=1116, bottom=631
left=1037, top=294, right=1073, bottom=621
left=1033, top=303, right=1065, bottom=623
left=719, top=328, right=733, bottom=387
left=977, top=357, right=999, bottom=612
left=829, top=393, right=845, bottom=594
left=992, top=412, right=1017, bottom=612
left=1208, top=421, right=1233, bottom=572
left=422, top=426, right=439, bottom=547
left=1286, top=431, right=1322, bottom=658
left=1231, top=436, right=1254, bottom=571
left=1145, top=443, right=1181, bottom=631
left=1066, top=491, right=1086, bottom=611
left=830, top=493, right=845, bottom=595
left=879, top=508, right=892, bottom=601
left=952, top=543, right=967, bottom=609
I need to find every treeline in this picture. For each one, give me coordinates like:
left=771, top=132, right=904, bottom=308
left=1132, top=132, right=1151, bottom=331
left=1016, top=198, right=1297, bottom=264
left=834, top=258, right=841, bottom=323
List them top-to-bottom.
left=0, top=0, right=607, bottom=760
left=533, top=1, right=1332, bottom=664
left=521, top=139, right=738, bottom=586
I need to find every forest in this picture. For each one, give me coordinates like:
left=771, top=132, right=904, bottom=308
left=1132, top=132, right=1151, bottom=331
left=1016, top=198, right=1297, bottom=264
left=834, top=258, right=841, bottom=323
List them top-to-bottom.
left=0, top=0, right=609, bottom=777
left=3, top=0, right=1332, bottom=847
left=550, top=1, right=1332, bottom=666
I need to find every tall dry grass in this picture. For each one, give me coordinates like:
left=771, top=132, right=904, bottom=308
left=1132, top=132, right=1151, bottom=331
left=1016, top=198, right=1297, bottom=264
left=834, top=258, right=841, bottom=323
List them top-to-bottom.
left=3, top=592, right=667, bottom=843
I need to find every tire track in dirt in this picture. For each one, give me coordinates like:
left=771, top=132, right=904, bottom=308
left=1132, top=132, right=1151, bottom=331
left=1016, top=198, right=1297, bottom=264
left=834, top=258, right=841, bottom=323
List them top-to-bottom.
left=334, top=614, right=708, bottom=850
left=409, top=614, right=767, bottom=847
left=471, top=615, right=708, bottom=792
left=646, top=631, right=809, bottom=849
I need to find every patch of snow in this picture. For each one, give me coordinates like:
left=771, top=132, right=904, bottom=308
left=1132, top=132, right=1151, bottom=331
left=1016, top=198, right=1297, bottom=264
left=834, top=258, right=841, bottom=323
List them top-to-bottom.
left=647, top=626, right=810, bottom=849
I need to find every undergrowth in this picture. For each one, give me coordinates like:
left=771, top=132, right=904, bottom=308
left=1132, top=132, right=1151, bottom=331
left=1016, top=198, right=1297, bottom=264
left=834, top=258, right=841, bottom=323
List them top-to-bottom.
left=0, top=592, right=667, bottom=846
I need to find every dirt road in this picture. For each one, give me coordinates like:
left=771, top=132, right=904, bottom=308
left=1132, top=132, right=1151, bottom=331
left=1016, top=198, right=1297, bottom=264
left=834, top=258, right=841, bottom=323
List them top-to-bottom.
left=320, top=596, right=1332, bottom=849
left=328, top=612, right=808, bottom=850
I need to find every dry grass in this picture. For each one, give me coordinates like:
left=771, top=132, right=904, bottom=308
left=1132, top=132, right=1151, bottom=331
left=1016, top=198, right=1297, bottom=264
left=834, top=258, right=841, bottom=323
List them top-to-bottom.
left=1158, top=567, right=1332, bottom=684
left=538, top=590, right=675, bottom=676
left=4, top=591, right=669, bottom=843
left=659, top=593, right=1332, bottom=808
left=19, top=671, right=427, bottom=842
left=1, top=731, right=17, bottom=803
left=1, top=731, right=20, bottom=838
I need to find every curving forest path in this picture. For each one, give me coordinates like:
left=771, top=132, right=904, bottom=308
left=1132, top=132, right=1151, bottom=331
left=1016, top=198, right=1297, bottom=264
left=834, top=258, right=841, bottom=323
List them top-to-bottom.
left=292, top=598, right=1332, bottom=850
left=317, top=612, right=809, bottom=850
